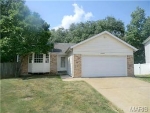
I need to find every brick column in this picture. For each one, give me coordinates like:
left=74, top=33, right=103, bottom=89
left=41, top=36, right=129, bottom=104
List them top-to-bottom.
left=50, top=53, right=57, bottom=74
left=74, top=54, right=81, bottom=77
left=21, top=55, right=28, bottom=75
left=127, top=55, right=134, bottom=77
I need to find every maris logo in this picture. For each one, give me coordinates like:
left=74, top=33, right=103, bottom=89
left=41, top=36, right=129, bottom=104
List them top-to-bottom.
left=130, top=106, right=148, bottom=112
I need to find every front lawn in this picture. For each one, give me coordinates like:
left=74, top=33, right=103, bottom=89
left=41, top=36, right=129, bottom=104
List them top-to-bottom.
left=135, top=74, right=150, bottom=83
left=0, top=75, right=122, bottom=113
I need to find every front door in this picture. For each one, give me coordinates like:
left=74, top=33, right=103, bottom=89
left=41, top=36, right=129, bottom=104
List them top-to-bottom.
left=58, top=56, right=67, bottom=71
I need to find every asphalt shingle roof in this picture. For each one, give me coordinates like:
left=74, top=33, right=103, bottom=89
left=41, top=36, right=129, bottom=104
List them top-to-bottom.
left=51, top=43, right=76, bottom=53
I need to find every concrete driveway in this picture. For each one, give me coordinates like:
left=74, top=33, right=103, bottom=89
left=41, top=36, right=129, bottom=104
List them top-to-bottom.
left=61, top=76, right=150, bottom=113
left=84, top=77, right=150, bottom=113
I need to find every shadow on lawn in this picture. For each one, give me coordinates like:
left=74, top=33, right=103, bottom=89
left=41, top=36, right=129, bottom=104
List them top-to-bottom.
left=1, top=74, right=60, bottom=80
left=22, top=74, right=60, bottom=80
left=135, top=75, right=150, bottom=78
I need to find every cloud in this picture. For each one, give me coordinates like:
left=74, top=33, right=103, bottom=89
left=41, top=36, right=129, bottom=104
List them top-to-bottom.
left=53, top=3, right=93, bottom=30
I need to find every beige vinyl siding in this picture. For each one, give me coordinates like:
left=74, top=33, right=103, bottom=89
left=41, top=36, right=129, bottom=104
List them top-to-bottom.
left=73, top=34, right=133, bottom=55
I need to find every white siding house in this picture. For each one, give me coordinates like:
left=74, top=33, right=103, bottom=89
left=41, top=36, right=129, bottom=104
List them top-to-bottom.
left=22, top=31, right=138, bottom=77
left=66, top=31, right=137, bottom=77
left=143, top=36, right=150, bottom=64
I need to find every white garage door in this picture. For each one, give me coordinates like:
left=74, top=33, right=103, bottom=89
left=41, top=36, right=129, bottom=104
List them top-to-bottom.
left=82, top=55, right=127, bottom=77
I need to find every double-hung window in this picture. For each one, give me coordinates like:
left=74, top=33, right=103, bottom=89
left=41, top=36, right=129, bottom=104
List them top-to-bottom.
left=34, top=54, right=43, bottom=63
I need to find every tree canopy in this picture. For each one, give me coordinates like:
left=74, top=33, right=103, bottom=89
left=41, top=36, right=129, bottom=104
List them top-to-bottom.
left=0, top=0, right=51, bottom=62
left=1, top=1, right=149, bottom=64
left=50, top=7, right=149, bottom=64
left=126, top=7, right=150, bottom=63
left=49, top=16, right=125, bottom=43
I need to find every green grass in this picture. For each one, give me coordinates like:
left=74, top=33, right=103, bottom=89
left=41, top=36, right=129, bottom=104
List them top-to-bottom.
left=135, top=74, right=150, bottom=83
left=0, top=75, right=123, bottom=113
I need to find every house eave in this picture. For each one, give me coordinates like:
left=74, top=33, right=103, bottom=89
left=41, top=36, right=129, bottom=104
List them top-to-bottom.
left=70, top=31, right=138, bottom=52
left=142, top=36, right=150, bottom=44
left=65, top=47, right=73, bottom=53
left=50, top=52, right=66, bottom=55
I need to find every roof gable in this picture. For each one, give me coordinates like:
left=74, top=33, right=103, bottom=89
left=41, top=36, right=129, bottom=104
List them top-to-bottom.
left=71, top=31, right=138, bottom=51
left=143, top=36, right=150, bottom=44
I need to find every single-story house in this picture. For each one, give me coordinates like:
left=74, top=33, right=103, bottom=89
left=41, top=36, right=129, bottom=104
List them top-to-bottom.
left=21, top=31, right=138, bottom=77
left=143, top=36, right=150, bottom=64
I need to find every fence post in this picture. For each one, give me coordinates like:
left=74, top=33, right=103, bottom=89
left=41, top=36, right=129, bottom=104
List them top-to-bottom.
left=139, top=63, right=141, bottom=75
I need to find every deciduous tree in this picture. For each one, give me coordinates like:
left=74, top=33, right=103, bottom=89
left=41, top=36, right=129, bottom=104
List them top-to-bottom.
left=0, top=0, right=51, bottom=62
left=126, top=7, right=148, bottom=63
left=50, top=16, right=125, bottom=44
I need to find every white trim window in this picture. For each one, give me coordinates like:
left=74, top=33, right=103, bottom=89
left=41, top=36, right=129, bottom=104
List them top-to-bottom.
left=29, top=54, right=32, bottom=63
left=34, top=54, right=43, bottom=63
left=61, top=57, right=65, bottom=68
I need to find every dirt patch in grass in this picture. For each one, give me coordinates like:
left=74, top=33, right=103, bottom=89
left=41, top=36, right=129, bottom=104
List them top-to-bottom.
left=21, top=95, right=33, bottom=101
left=22, top=97, right=33, bottom=101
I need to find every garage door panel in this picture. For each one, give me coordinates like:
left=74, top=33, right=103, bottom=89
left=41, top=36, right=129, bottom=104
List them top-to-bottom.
left=82, top=56, right=127, bottom=77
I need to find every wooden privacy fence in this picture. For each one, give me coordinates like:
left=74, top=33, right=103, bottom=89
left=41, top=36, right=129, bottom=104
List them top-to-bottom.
left=0, top=62, right=20, bottom=78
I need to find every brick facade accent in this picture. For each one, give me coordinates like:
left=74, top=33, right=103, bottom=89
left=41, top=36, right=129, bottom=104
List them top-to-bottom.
left=50, top=53, right=57, bottom=74
left=74, top=54, right=82, bottom=77
left=21, top=55, right=28, bottom=75
left=127, top=55, right=134, bottom=77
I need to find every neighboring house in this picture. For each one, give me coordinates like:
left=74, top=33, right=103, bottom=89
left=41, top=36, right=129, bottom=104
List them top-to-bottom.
left=21, top=31, right=138, bottom=77
left=134, top=36, right=150, bottom=75
left=143, top=36, right=150, bottom=64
